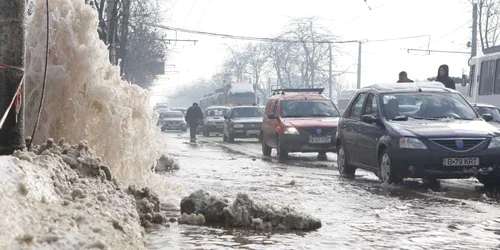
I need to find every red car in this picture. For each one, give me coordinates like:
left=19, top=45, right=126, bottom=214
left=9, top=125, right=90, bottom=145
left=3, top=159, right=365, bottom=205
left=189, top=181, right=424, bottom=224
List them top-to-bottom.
left=261, top=88, right=341, bottom=160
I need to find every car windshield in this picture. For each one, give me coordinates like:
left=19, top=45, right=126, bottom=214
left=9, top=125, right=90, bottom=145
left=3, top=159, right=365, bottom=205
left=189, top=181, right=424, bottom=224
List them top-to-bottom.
left=382, top=92, right=479, bottom=121
left=281, top=100, right=340, bottom=118
left=475, top=106, right=500, bottom=122
left=230, top=107, right=264, bottom=118
left=206, top=108, right=229, bottom=117
left=160, top=111, right=183, bottom=118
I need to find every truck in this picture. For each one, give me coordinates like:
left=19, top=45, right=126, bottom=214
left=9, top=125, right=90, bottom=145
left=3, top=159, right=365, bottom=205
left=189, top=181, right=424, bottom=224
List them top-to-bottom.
left=199, top=83, right=256, bottom=110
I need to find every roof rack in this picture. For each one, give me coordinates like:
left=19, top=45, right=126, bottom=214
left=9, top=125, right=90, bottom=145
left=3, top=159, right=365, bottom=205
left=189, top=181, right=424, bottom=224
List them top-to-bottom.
left=271, top=88, right=324, bottom=95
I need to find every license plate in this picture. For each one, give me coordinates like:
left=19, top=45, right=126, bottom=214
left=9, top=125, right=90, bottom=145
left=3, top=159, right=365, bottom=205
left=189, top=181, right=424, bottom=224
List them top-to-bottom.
left=247, top=130, right=260, bottom=135
left=309, top=136, right=331, bottom=144
left=442, top=157, right=479, bottom=166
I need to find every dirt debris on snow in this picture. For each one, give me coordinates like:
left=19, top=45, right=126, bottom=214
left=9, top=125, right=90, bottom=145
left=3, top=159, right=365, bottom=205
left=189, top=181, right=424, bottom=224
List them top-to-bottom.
left=0, top=138, right=172, bottom=250
left=152, top=154, right=180, bottom=172
left=180, top=190, right=322, bottom=231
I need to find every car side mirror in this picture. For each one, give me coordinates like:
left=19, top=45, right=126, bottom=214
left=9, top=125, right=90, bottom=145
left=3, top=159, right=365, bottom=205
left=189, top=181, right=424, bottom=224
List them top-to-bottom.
left=482, top=113, right=493, bottom=122
left=267, top=114, right=277, bottom=119
left=361, top=114, right=379, bottom=124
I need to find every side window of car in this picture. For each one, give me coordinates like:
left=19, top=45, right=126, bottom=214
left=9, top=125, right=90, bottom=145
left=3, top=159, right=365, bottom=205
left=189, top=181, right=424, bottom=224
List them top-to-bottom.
left=349, top=93, right=367, bottom=119
left=363, top=94, right=379, bottom=117
left=265, top=100, right=275, bottom=114
left=272, top=101, right=279, bottom=115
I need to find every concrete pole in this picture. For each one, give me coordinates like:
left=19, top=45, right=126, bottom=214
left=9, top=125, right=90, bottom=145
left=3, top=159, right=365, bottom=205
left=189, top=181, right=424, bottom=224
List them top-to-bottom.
left=0, top=0, right=26, bottom=155
left=471, top=2, right=478, bottom=57
left=356, top=41, right=362, bottom=89
left=328, top=43, right=333, bottom=99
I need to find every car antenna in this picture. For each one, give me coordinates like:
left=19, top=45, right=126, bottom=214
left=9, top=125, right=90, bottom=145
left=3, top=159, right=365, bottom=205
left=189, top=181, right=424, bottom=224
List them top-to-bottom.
left=414, top=81, right=423, bottom=92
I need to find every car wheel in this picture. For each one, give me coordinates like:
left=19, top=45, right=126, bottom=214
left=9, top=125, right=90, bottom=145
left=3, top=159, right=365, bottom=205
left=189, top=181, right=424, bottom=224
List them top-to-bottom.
left=228, top=132, right=235, bottom=143
left=262, top=136, right=272, bottom=156
left=277, top=137, right=288, bottom=160
left=337, top=144, right=355, bottom=177
left=378, top=150, right=402, bottom=184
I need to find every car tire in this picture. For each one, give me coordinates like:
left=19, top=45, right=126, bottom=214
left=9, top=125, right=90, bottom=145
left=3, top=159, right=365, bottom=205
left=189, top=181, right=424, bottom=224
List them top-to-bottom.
left=181, top=128, right=187, bottom=132
left=228, top=132, right=235, bottom=143
left=262, top=136, right=272, bottom=156
left=277, top=137, right=288, bottom=160
left=337, top=144, right=355, bottom=177
left=378, top=150, right=402, bottom=184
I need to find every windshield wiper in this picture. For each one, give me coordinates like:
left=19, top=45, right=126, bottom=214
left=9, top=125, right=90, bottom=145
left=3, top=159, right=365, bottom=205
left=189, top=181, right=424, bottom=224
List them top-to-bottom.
left=430, top=116, right=473, bottom=120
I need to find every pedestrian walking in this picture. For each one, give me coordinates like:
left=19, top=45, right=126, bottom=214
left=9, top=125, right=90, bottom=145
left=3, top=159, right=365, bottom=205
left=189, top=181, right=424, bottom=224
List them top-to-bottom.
left=436, top=64, right=455, bottom=90
left=397, top=71, right=414, bottom=83
left=185, top=103, right=203, bottom=142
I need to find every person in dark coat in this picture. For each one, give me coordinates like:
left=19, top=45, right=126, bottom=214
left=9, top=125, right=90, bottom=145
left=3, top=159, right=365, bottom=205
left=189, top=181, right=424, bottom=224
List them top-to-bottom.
left=436, top=64, right=455, bottom=90
left=397, top=71, right=414, bottom=83
left=185, top=103, right=203, bottom=142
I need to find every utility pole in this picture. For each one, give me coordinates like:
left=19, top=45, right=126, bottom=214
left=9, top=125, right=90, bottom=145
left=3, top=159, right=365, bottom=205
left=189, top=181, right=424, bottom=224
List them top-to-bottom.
left=0, top=0, right=26, bottom=155
left=119, top=0, right=131, bottom=77
left=471, top=2, right=478, bottom=57
left=356, top=41, right=362, bottom=89
left=328, top=43, right=333, bottom=99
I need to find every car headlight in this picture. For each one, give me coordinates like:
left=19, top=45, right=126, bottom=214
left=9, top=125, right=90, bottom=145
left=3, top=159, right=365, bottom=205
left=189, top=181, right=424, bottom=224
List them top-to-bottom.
left=233, top=124, right=244, bottom=128
left=284, top=127, right=299, bottom=134
left=399, top=137, right=427, bottom=149
left=488, top=137, right=500, bottom=148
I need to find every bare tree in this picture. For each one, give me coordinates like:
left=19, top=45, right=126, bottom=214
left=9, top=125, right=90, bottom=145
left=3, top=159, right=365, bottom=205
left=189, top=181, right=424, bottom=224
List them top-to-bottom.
left=477, top=0, right=500, bottom=50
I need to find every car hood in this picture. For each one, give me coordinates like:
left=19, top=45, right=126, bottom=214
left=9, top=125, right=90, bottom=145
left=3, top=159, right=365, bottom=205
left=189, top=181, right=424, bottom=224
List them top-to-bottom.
left=231, top=117, right=263, bottom=123
left=282, top=117, right=339, bottom=128
left=161, top=118, right=184, bottom=122
left=388, top=119, right=500, bottom=138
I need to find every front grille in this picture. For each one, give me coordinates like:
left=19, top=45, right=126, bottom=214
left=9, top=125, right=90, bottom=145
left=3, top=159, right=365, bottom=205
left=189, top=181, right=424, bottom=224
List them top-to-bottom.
left=242, top=123, right=261, bottom=128
left=300, top=127, right=336, bottom=136
left=430, top=138, right=485, bottom=151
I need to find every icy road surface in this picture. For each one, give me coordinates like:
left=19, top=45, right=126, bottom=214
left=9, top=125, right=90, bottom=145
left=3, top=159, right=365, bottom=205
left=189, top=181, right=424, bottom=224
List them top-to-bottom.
left=146, top=131, right=500, bottom=250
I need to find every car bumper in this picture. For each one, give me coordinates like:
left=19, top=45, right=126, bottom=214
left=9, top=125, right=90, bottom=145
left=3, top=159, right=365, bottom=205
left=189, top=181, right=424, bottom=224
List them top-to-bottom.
left=161, top=123, right=187, bottom=130
left=204, top=124, right=224, bottom=133
left=229, top=128, right=261, bottom=138
left=280, top=134, right=337, bottom=153
left=388, top=147, right=500, bottom=179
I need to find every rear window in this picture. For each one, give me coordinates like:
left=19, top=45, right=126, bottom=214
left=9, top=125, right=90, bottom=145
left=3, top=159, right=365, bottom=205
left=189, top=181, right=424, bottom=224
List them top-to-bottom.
left=281, top=100, right=340, bottom=118
left=230, top=107, right=264, bottom=118
left=206, top=108, right=229, bottom=116
left=160, top=112, right=183, bottom=118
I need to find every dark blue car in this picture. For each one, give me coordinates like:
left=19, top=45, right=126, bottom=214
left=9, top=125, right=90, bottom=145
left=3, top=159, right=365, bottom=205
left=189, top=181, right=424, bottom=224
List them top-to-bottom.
left=336, top=82, right=500, bottom=187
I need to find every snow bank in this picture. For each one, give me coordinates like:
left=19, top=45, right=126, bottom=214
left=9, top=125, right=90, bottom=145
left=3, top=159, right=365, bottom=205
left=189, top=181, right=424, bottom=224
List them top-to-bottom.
left=25, top=0, right=170, bottom=196
left=0, top=138, right=176, bottom=249
left=179, top=190, right=322, bottom=231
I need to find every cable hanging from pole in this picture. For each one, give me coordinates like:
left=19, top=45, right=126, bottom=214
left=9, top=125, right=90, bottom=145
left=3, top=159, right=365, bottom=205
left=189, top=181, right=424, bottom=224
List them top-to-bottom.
left=28, top=0, right=50, bottom=151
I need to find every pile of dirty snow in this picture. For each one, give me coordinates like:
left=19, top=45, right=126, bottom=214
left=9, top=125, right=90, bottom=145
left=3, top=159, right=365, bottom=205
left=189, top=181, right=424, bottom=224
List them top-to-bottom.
left=25, top=0, right=172, bottom=199
left=0, top=138, right=174, bottom=249
left=179, top=190, right=322, bottom=231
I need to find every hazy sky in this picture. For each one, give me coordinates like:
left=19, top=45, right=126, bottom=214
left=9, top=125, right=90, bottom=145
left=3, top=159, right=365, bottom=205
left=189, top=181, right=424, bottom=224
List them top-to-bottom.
left=153, top=0, right=473, bottom=97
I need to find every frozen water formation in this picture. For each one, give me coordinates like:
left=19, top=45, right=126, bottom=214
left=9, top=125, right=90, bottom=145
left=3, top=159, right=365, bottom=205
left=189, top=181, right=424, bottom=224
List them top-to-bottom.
left=24, top=0, right=171, bottom=195
left=0, top=138, right=178, bottom=249
left=153, top=154, right=180, bottom=172
left=180, top=190, right=322, bottom=231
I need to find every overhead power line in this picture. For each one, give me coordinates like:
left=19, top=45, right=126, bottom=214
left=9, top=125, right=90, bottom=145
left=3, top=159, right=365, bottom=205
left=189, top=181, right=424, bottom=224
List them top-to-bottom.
left=148, top=24, right=428, bottom=45
left=404, top=48, right=470, bottom=55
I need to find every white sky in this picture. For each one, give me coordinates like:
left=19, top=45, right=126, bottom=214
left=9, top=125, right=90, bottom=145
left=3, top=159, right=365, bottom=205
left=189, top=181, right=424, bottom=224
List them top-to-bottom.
left=153, top=0, right=473, bottom=98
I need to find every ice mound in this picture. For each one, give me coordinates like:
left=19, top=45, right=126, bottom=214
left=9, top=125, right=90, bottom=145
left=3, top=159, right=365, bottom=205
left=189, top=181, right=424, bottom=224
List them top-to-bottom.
left=25, top=0, right=162, bottom=190
left=0, top=142, right=145, bottom=249
left=153, top=154, right=180, bottom=172
left=179, top=190, right=322, bottom=231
